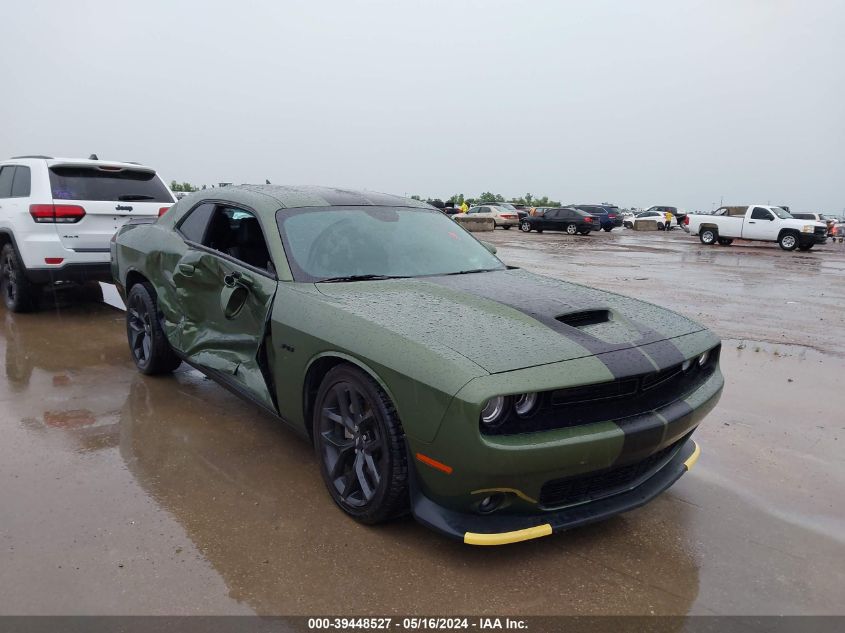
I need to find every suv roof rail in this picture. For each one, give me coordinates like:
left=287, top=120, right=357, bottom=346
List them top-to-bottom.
left=10, top=154, right=53, bottom=159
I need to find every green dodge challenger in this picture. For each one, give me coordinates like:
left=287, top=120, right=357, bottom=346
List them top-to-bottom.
left=111, top=185, right=722, bottom=545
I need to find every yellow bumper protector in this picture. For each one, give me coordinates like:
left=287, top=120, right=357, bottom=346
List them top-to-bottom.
left=683, top=441, right=701, bottom=471
left=464, top=524, right=552, bottom=546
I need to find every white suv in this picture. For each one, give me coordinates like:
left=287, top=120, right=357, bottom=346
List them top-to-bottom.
left=0, top=155, right=174, bottom=311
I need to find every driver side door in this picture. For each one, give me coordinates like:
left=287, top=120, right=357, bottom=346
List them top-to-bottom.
left=170, top=202, right=279, bottom=412
left=743, top=206, right=779, bottom=241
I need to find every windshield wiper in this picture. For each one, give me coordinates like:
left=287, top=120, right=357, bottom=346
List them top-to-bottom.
left=117, top=194, right=156, bottom=201
left=444, top=268, right=496, bottom=276
left=318, top=274, right=410, bottom=283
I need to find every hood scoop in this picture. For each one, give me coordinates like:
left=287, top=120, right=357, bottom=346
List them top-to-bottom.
left=555, top=309, right=611, bottom=328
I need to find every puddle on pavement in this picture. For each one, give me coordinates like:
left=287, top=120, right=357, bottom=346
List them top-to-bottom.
left=1, top=287, right=843, bottom=615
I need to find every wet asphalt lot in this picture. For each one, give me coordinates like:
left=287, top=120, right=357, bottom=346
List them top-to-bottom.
left=1, top=228, right=843, bottom=616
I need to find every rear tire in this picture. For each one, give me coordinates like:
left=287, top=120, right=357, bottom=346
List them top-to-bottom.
left=566, top=223, right=577, bottom=235
left=502, top=225, right=511, bottom=230
left=699, top=228, right=717, bottom=245
left=536, top=229, right=543, bottom=234
left=578, top=230, right=591, bottom=235
left=778, top=232, right=799, bottom=251
left=1, top=243, right=42, bottom=313
left=126, top=282, right=182, bottom=375
left=313, top=364, right=409, bottom=524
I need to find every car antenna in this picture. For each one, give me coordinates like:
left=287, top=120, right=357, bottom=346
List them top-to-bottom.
left=89, top=153, right=99, bottom=160
left=266, top=179, right=271, bottom=184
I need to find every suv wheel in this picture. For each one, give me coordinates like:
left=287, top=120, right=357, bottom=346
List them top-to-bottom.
left=1, top=244, right=42, bottom=313
left=126, top=283, right=182, bottom=375
left=313, top=364, right=409, bottom=524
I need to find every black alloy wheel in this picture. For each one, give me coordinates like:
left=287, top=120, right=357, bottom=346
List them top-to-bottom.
left=0, top=244, right=40, bottom=313
left=125, top=283, right=181, bottom=375
left=314, top=365, right=408, bottom=523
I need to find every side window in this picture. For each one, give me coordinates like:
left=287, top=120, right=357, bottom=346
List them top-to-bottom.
left=0, top=166, right=14, bottom=198
left=11, top=166, right=31, bottom=197
left=178, top=202, right=216, bottom=243
left=202, top=206, right=273, bottom=273
left=750, top=207, right=773, bottom=220
left=546, top=209, right=560, bottom=220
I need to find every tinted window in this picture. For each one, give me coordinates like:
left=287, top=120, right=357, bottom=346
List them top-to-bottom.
left=0, top=166, right=14, bottom=198
left=11, top=166, right=31, bottom=197
left=49, top=166, right=172, bottom=202
left=178, top=203, right=216, bottom=243
left=202, top=206, right=273, bottom=272
left=276, top=206, right=505, bottom=282
left=751, top=207, right=773, bottom=220
left=545, top=209, right=559, bottom=220
left=791, top=213, right=812, bottom=220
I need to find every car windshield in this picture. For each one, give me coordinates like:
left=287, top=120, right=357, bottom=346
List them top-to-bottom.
left=276, top=206, right=506, bottom=282
left=771, top=207, right=792, bottom=219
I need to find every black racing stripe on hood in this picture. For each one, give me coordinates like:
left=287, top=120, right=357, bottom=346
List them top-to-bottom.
left=428, top=274, right=656, bottom=378
left=639, top=338, right=686, bottom=368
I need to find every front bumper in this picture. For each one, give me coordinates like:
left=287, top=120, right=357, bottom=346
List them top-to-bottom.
left=411, top=438, right=700, bottom=545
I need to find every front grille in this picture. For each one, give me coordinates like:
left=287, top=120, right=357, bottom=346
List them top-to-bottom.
left=814, top=226, right=826, bottom=236
left=482, top=345, right=720, bottom=436
left=538, top=435, right=687, bottom=508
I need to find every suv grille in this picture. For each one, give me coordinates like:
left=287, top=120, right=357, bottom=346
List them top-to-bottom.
left=538, top=435, right=687, bottom=508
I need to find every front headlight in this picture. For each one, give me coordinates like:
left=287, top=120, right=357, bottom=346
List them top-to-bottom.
left=802, top=225, right=814, bottom=233
left=698, top=350, right=710, bottom=366
left=514, top=393, right=539, bottom=418
left=480, top=396, right=509, bottom=429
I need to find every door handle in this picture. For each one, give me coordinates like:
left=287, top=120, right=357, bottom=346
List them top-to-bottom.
left=748, top=221, right=756, bottom=224
left=178, top=262, right=196, bottom=274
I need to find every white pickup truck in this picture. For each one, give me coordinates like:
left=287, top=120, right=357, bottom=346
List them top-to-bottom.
left=686, top=205, right=827, bottom=252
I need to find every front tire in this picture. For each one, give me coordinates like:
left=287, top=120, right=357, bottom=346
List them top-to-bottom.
left=520, top=221, right=532, bottom=232
left=502, top=224, right=511, bottom=230
left=603, top=226, right=613, bottom=232
left=700, top=228, right=717, bottom=245
left=578, top=230, right=591, bottom=235
left=779, top=232, right=799, bottom=251
left=718, top=238, right=734, bottom=246
left=798, top=243, right=814, bottom=252
left=1, top=244, right=42, bottom=313
left=126, top=283, right=182, bottom=375
left=313, top=364, right=409, bottom=524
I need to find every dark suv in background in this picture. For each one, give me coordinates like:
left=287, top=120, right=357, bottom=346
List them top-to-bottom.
left=570, top=204, right=623, bottom=231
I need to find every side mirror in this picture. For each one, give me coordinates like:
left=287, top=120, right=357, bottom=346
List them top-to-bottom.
left=769, top=216, right=775, bottom=221
left=480, top=241, right=497, bottom=255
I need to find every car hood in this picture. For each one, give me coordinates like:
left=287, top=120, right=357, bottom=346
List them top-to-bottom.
left=315, top=268, right=704, bottom=375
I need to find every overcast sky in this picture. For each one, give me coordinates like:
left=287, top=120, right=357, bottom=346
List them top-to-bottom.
left=2, top=0, right=843, bottom=212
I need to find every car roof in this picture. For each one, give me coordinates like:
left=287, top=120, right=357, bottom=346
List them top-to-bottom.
left=2, top=156, right=157, bottom=172
left=176, top=184, right=433, bottom=213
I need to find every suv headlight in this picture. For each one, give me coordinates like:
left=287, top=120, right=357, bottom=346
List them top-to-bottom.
left=802, top=225, right=814, bottom=233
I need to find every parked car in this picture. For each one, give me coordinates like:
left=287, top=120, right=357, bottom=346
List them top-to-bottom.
left=0, top=155, right=174, bottom=312
left=112, top=185, right=722, bottom=545
left=466, top=204, right=519, bottom=228
left=570, top=204, right=623, bottom=231
left=686, top=205, right=827, bottom=251
left=531, top=206, right=553, bottom=217
left=643, top=206, right=687, bottom=226
left=519, top=207, right=594, bottom=235
left=631, top=210, right=678, bottom=230
left=790, top=212, right=836, bottom=237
